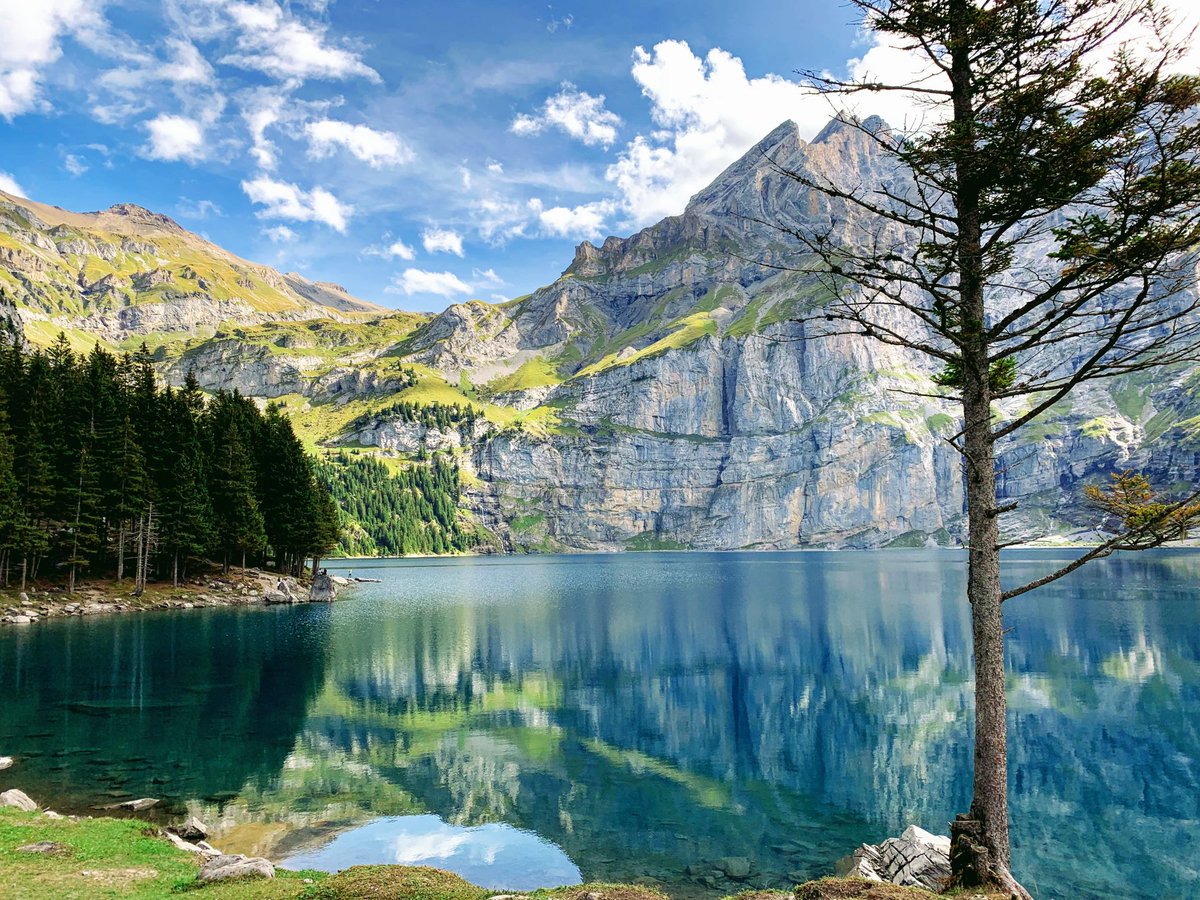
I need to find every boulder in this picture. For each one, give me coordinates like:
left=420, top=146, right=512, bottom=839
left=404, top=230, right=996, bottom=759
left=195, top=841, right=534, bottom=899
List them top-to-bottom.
left=309, top=572, right=337, bottom=602
left=264, top=591, right=294, bottom=605
left=17, top=592, right=28, bottom=604
left=0, top=756, right=13, bottom=770
left=1, top=788, right=38, bottom=812
left=173, top=815, right=209, bottom=841
left=836, top=825, right=951, bottom=891
left=17, top=841, right=70, bottom=856
left=198, top=854, right=275, bottom=882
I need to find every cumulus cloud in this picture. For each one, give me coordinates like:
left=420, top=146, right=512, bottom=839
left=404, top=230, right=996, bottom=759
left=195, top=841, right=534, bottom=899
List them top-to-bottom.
left=0, top=0, right=107, bottom=119
left=221, top=1, right=379, bottom=83
left=605, top=41, right=829, bottom=226
left=511, top=82, right=621, bottom=147
left=143, top=114, right=205, bottom=161
left=305, top=119, right=414, bottom=167
left=0, top=171, right=26, bottom=197
left=241, top=176, right=353, bottom=231
left=529, top=197, right=614, bottom=239
left=264, top=224, right=296, bottom=242
left=422, top=227, right=464, bottom=256
left=391, top=268, right=472, bottom=298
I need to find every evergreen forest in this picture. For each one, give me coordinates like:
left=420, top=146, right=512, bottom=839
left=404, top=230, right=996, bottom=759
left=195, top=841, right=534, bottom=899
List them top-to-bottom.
left=0, top=335, right=341, bottom=591
left=315, top=452, right=475, bottom=557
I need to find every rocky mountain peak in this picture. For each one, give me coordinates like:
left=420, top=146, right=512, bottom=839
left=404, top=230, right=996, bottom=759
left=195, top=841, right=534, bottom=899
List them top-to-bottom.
left=97, top=203, right=187, bottom=234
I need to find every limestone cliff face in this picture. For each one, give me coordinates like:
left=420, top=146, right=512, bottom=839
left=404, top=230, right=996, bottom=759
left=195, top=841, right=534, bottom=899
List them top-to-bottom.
left=420, top=118, right=1198, bottom=550
left=5, top=120, right=1197, bottom=551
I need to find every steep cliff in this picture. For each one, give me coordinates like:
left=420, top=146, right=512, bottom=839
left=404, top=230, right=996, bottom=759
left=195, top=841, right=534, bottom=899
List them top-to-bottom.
left=4, top=119, right=1198, bottom=551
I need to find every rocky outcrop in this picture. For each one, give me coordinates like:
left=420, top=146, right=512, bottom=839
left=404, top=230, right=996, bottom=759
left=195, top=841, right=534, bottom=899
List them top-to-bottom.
left=309, top=573, right=338, bottom=602
left=836, top=826, right=951, bottom=891
left=198, top=854, right=275, bottom=882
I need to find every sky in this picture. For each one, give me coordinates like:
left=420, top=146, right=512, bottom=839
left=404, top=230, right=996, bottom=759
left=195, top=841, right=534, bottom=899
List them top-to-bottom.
left=0, top=0, right=1197, bottom=312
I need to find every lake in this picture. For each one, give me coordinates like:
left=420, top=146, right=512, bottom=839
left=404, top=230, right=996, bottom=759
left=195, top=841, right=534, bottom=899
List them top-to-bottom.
left=2, top=551, right=1198, bottom=899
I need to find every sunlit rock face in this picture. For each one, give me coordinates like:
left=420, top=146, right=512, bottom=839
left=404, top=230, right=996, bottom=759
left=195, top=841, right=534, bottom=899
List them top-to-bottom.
left=4, top=119, right=1198, bottom=550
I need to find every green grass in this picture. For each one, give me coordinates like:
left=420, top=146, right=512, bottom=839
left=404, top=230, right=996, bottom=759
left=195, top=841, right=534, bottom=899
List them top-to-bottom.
left=579, top=311, right=717, bottom=378
left=486, top=356, right=563, bottom=393
left=0, top=806, right=322, bottom=898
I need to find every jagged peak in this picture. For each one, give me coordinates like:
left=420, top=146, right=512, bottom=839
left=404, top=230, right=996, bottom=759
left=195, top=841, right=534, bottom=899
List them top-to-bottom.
left=812, top=114, right=890, bottom=145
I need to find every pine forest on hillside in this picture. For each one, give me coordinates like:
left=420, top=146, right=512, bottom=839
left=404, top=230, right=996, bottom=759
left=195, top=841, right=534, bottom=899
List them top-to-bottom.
left=0, top=335, right=342, bottom=590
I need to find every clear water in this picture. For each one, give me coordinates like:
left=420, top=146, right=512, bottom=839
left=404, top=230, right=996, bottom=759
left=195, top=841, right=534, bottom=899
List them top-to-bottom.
left=1, top=550, right=1198, bottom=899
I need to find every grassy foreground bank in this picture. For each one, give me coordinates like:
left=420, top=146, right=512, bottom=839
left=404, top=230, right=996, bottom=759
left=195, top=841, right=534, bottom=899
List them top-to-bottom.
left=0, top=807, right=1018, bottom=900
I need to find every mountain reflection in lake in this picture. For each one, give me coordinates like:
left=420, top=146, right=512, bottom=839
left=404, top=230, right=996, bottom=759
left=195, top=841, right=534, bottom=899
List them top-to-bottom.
left=1, top=551, right=1198, bottom=899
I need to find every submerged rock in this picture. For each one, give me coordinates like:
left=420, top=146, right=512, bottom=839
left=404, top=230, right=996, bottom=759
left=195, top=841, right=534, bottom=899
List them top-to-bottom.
left=96, top=797, right=159, bottom=812
left=836, top=825, right=951, bottom=891
left=198, top=854, right=275, bottom=882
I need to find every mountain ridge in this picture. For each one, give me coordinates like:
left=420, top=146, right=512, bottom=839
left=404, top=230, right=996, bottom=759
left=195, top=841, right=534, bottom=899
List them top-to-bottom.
left=3, top=119, right=1199, bottom=552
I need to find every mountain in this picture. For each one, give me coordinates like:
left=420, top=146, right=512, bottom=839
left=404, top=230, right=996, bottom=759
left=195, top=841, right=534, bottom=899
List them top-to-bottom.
left=4, top=120, right=1199, bottom=552
left=0, top=189, right=388, bottom=351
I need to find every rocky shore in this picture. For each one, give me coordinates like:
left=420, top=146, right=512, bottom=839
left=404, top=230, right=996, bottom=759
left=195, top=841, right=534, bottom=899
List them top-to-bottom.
left=0, top=569, right=349, bottom=627
left=0, top=779, right=1016, bottom=900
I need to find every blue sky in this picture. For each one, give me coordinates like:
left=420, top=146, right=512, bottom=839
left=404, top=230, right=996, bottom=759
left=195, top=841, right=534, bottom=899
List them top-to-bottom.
left=1, top=1, right=1190, bottom=312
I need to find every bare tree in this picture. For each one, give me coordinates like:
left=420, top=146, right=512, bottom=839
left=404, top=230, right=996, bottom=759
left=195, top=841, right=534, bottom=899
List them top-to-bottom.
left=762, top=1, right=1200, bottom=894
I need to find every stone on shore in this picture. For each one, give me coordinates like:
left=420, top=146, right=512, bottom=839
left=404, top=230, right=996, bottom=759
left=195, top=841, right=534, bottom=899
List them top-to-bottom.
left=310, top=572, right=338, bottom=602
left=0, top=756, right=13, bottom=770
left=1, top=788, right=38, bottom=812
left=173, top=814, right=209, bottom=841
left=836, top=825, right=951, bottom=892
left=17, top=841, right=71, bottom=856
left=198, top=853, right=275, bottom=882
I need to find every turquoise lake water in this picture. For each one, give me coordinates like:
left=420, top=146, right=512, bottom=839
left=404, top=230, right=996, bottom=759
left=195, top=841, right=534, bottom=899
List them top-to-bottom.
left=1, top=550, right=1198, bottom=898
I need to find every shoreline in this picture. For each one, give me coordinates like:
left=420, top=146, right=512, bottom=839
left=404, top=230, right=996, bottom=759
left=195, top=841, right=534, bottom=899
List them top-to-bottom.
left=0, top=569, right=351, bottom=628
left=0, top=798, right=1011, bottom=900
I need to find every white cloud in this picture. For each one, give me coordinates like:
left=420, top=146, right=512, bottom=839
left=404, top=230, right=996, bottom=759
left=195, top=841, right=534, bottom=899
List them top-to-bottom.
left=0, top=0, right=107, bottom=119
left=221, top=1, right=379, bottom=83
left=99, top=38, right=214, bottom=93
left=605, top=41, right=828, bottom=227
left=511, top=82, right=621, bottom=148
left=143, top=114, right=205, bottom=161
left=305, top=119, right=413, bottom=168
left=63, top=153, right=88, bottom=177
left=486, top=161, right=503, bottom=175
left=0, top=171, right=26, bottom=197
left=241, top=176, right=353, bottom=232
left=177, top=197, right=222, bottom=219
left=470, top=197, right=530, bottom=243
left=529, top=197, right=614, bottom=239
left=264, top=224, right=296, bottom=242
left=422, top=227, right=464, bottom=256
left=363, top=238, right=416, bottom=260
left=384, top=239, right=415, bottom=260
left=472, top=267, right=504, bottom=287
left=391, top=268, right=472, bottom=298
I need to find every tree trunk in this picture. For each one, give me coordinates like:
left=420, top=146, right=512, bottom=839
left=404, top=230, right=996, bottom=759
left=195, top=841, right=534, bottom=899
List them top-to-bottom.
left=117, top=524, right=125, bottom=582
left=172, top=550, right=179, bottom=588
left=19, top=556, right=26, bottom=592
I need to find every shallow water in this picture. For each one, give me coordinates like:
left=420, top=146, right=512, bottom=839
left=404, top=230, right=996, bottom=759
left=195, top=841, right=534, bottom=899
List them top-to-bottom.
left=2, top=550, right=1199, bottom=899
